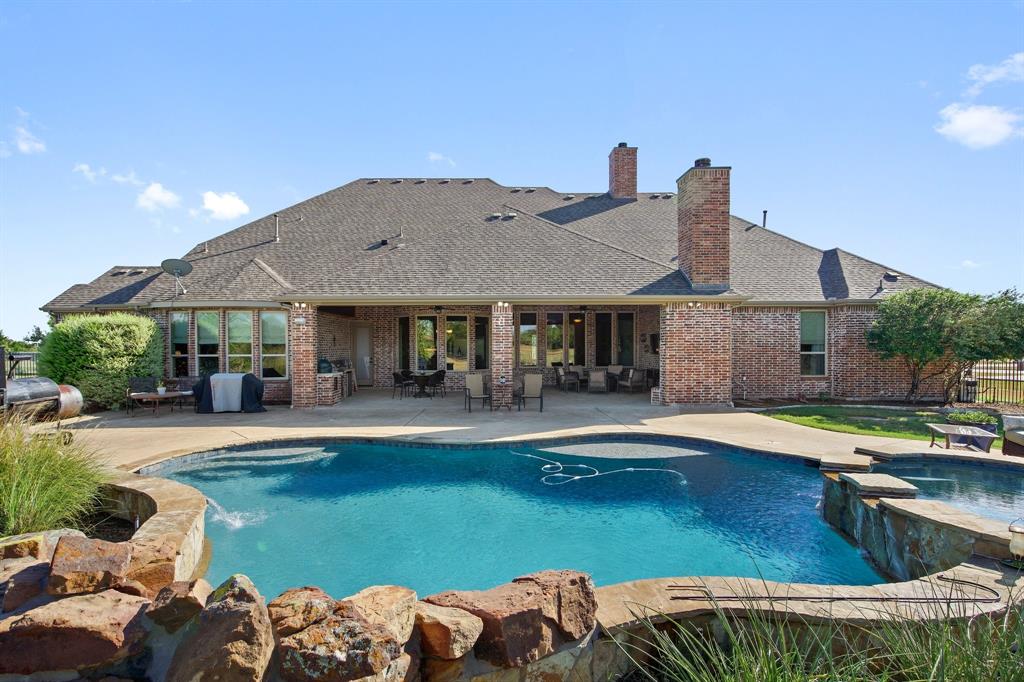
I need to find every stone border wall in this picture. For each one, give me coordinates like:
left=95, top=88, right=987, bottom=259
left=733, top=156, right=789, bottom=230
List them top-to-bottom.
left=101, top=470, right=207, bottom=581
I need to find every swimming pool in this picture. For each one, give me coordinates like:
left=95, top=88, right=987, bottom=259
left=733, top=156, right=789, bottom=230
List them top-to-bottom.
left=158, top=439, right=881, bottom=598
left=873, top=460, right=1024, bottom=522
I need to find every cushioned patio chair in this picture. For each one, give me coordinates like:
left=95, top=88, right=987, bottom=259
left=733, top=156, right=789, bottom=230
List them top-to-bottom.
left=569, top=365, right=588, bottom=390
left=607, top=365, right=624, bottom=391
left=555, top=366, right=579, bottom=393
left=617, top=368, right=647, bottom=394
left=587, top=369, right=607, bottom=393
left=392, top=372, right=414, bottom=399
left=464, top=373, right=491, bottom=412
left=518, top=373, right=544, bottom=412
left=168, top=375, right=200, bottom=410
left=1003, top=415, right=1024, bottom=457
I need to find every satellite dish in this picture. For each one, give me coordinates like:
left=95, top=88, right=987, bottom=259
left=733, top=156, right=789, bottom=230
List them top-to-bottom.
left=161, top=258, right=193, bottom=295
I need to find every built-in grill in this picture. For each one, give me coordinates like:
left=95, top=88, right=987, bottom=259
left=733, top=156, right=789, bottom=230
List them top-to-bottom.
left=1, top=348, right=82, bottom=419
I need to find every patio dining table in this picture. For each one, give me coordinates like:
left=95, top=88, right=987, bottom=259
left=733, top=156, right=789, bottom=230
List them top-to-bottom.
left=411, top=372, right=433, bottom=398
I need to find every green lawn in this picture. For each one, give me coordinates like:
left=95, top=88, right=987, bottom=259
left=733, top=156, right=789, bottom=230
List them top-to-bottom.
left=765, top=405, right=1004, bottom=448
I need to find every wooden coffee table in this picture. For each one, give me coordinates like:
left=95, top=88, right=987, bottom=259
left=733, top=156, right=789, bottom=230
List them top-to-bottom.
left=128, top=390, right=188, bottom=416
left=927, top=423, right=997, bottom=453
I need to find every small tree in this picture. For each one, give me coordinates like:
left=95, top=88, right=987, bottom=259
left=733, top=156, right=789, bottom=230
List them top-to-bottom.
left=867, top=288, right=1024, bottom=402
left=38, top=313, right=164, bottom=409
left=23, top=325, right=47, bottom=346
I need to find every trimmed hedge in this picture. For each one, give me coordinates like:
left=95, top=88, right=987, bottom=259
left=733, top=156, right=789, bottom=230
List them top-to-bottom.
left=39, top=313, right=164, bottom=409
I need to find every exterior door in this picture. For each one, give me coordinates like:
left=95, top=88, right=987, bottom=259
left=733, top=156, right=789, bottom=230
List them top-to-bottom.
left=353, top=323, right=373, bottom=386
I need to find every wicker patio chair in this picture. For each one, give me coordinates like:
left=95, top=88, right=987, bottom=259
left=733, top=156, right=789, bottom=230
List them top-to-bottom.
left=392, top=372, right=414, bottom=399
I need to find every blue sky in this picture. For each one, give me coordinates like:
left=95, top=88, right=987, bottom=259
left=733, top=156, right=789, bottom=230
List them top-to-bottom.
left=1, top=1, right=1022, bottom=338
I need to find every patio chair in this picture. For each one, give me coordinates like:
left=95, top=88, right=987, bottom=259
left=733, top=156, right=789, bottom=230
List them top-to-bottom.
left=557, top=364, right=581, bottom=391
left=569, top=365, right=588, bottom=390
left=607, top=365, right=624, bottom=391
left=617, top=368, right=647, bottom=393
left=400, top=369, right=414, bottom=380
left=588, top=369, right=608, bottom=393
left=427, top=370, right=446, bottom=398
left=392, top=372, right=414, bottom=399
left=464, top=373, right=491, bottom=412
left=518, top=373, right=544, bottom=412
left=169, top=375, right=200, bottom=410
left=126, top=376, right=157, bottom=416
left=1004, top=415, right=1024, bottom=457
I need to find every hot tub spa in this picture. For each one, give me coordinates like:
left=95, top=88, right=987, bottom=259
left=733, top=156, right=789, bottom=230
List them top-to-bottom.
left=149, top=438, right=882, bottom=598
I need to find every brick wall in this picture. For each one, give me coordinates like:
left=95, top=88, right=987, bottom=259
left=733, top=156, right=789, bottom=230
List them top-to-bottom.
left=608, top=144, right=637, bottom=199
left=677, top=163, right=730, bottom=289
left=491, top=302, right=514, bottom=408
left=657, top=302, right=733, bottom=405
left=289, top=304, right=318, bottom=408
left=731, top=307, right=830, bottom=400
left=317, top=311, right=353, bottom=366
left=316, top=372, right=346, bottom=406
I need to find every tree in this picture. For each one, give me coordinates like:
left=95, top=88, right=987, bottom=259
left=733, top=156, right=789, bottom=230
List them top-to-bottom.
left=867, top=288, right=1024, bottom=402
left=23, top=325, right=47, bottom=345
left=0, top=330, right=33, bottom=353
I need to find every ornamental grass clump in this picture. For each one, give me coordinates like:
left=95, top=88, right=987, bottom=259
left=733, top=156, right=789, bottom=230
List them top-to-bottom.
left=0, top=414, right=107, bottom=536
left=619, top=587, right=1024, bottom=682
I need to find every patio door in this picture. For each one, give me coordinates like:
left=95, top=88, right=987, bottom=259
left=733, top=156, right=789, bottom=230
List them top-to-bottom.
left=353, top=323, right=374, bottom=386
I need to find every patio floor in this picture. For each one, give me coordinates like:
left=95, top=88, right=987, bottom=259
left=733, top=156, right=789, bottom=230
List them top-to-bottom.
left=49, top=388, right=1012, bottom=472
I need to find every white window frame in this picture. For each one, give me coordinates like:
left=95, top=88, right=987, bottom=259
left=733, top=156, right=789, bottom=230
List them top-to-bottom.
left=260, top=310, right=289, bottom=380
left=799, top=310, right=828, bottom=377
left=195, top=311, right=221, bottom=376
left=226, top=311, right=253, bottom=374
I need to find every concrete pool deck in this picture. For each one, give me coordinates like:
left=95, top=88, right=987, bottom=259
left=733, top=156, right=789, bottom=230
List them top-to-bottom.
left=48, top=389, right=1014, bottom=471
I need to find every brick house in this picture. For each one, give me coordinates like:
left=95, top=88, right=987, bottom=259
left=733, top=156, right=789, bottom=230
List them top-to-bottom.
left=43, top=144, right=942, bottom=408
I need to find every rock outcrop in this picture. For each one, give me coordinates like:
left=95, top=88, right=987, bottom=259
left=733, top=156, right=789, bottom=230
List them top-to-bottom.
left=0, top=528, right=85, bottom=562
left=47, top=536, right=132, bottom=596
left=1, top=559, right=49, bottom=613
left=424, top=570, right=597, bottom=668
left=166, top=574, right=274, bottom=682
left=146, top=579, right=212, bottom=633
left=345, top=585, right=417, bottom=643
left=268, top=586, right=336, bottom=638
left=0, top=589, right=150, bottom=674
left=414, top=602, right=483, bottom=660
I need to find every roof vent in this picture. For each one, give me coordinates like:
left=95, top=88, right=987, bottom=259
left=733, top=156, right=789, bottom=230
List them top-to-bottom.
left=694, top=158, right=712, bottom=168
left=368, top=179, right=380, bottom=184
left=391, top=179, right=403, bottom=184
left=415, top=179, right=426, bottom=184
left=440, top=179, right=450, bottom=184
left=463, top=179, right=474, bottom=184
left=511, top=188, right=522, bottom=193
left=525, top=188, right=535, bottom=193
left=663, top=193, right=673, bottom=198
left=564, top=194, right=575, bottom=200
left=650, top=194, right=660, bottom=199
left=488, top=212, right=502, bottom=220
left=502, top=212, right=518, bottom=220
left=129, top=269, right=145, bottom=275
left=111, top=271, right=126, bottom=277
left=882, top=271, right=900, bottom=282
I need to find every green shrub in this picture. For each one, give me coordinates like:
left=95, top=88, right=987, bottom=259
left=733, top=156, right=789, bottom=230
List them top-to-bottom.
left=39, top=313, right=164, bottom=409
left=946, top=410, right=999, bottom=425
left=0, top=415, right=107, bottom=536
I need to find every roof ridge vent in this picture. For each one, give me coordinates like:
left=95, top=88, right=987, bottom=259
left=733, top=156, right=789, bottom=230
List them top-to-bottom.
left=368, top=179, right=380, bottom=184
left=391, top=179, right=403, bottom=184
left=415, top=179, right=426, bottom=184
left=440, top=179, right=450, bottom=184
left=463, top=179, right=474, bottom=184
left=511, top=187, right=522, bottom=193
left=525, top=187, right=535, bottom=193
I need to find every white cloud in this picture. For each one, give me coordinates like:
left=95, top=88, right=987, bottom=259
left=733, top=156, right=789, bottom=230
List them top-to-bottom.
left=965, top=52, right=1024, bottom=97
left=934, top=103, right=1023, bottom=149
left=13, top=126, right=45, bottom=154
left=427, top=151, right=456, bottom=167
left=72, top=163, right=106, bottom=182
left=112, top=170, right=143, bottom=186
left=136, top=182, right=181, bottom=211
left=201, top=191, right=250, bottom=220
left=959, top=259, right=982, bottom=269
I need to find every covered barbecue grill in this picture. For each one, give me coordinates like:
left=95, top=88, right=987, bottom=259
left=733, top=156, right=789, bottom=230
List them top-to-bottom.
left=1, top=348, right=82, bottom=420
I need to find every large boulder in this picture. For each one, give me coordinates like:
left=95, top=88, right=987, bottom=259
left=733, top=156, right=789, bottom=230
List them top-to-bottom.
left=0, top=528, right=85, bottom=561
left=47, top=536, right=132, bottom=596
left=126, top=538, right=178, bottom=597
left=1, top=559, right=49, bottom=613
left=424, top=570, right=597, bottom=668
left=166, top=574, right=274, bottom=682
left=146, top=579, right=213, bottom=633
left=344, top=585, right=418, bottom=643
left=268, top=586, right=336, bottom=638
left=0, top=589, right=150, bottom=674
left=277, top=600, right=401, bottom=682
left=414, top=601, right=483, bottom=660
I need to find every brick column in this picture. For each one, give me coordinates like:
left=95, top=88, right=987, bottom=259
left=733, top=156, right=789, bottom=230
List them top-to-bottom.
left=490, top=302, right=514, bottom=409
left=657, top=302, right=733, bottom=406
left=289, top=304, right=318, bottom=408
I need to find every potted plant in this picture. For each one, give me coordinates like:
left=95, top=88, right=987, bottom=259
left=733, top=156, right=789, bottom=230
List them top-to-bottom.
left=156, top=380, right=167, bottom=396
left=945, top=409, right=999, bottom=434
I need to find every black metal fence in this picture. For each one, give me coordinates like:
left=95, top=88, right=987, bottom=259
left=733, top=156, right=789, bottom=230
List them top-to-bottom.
left=3, top=351, right=39, bottom=379
left=962, top=358, right=1024, bottom=405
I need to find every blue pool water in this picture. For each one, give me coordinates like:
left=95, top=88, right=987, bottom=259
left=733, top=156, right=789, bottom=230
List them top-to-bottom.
left=160, top=440, right=882, bottom=599
left=873, top=460, right=1024, bottom=522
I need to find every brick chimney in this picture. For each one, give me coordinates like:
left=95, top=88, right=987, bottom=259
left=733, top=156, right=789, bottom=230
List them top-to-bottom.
left=608, top=142, right=637, bottom=199
left=677, top=157, right=731, bottom=290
